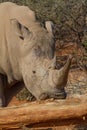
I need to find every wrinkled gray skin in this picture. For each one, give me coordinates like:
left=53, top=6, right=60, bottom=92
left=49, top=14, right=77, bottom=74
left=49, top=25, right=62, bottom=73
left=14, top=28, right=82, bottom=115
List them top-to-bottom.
left=0, top=2, right=72, bottom=107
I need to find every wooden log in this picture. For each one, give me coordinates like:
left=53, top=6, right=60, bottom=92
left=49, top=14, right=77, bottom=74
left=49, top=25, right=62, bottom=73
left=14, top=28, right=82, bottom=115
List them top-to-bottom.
left=0, top=95, right=87, bottom=129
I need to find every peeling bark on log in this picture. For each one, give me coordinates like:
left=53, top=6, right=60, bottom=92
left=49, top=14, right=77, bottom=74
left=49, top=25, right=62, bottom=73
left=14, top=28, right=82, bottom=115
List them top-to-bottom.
left=0, top=95, right=87, bottom=129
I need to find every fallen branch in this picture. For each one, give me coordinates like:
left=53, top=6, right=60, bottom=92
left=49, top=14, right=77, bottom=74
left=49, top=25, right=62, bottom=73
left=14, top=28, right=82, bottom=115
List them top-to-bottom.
left=0, top=95, right=87, bottom=129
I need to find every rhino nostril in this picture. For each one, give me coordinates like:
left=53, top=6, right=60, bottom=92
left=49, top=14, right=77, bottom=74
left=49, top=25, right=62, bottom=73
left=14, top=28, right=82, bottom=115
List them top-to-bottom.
left=48, top=65, right=56, bottom=70
left=48, top=66, right=53, bottom=69
left=39, top=93, right=49, bottom=100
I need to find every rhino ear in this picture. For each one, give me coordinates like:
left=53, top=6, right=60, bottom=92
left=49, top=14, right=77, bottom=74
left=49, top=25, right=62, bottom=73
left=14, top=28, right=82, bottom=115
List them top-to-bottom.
left=10, top=19, right=30, bottom=40
left=45, top=21, right=54, bottom=35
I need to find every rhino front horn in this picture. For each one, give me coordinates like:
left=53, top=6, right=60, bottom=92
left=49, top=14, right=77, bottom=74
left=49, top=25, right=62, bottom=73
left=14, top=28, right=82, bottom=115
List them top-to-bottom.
left=49, top=55, right=73, bottom=89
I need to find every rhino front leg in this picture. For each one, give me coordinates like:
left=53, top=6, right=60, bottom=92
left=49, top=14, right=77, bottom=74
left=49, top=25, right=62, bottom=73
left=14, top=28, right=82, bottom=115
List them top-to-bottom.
left=0, top=74, right=5, bottom=107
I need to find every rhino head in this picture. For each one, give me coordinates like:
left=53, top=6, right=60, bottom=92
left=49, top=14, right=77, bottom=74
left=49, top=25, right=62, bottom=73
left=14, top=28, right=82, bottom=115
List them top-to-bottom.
left=11, top=19, right=72, bottom=100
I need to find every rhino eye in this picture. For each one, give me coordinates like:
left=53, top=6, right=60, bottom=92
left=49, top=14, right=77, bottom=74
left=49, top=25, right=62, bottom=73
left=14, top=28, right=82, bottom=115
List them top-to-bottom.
left=32, top=70, right=36, bottom=74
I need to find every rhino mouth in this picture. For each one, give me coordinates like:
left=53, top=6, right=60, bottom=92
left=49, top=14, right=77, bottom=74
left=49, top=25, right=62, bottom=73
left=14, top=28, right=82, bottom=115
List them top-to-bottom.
left=39, top=89, right=66, bottom=100
left=49, top=90, right=67, bottom=99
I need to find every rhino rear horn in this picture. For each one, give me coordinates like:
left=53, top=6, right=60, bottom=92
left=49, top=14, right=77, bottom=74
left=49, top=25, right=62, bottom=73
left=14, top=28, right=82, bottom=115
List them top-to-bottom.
left=10, top=19, right=31, bottom=40
left=45, top=21, right=54, bottom=35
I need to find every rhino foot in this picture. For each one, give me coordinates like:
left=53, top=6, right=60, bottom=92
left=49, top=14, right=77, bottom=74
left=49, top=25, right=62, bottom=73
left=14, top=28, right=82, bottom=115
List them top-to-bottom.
left=39, top=93, right=49, bottom=100
left=0, top=95, right=5, bottom=107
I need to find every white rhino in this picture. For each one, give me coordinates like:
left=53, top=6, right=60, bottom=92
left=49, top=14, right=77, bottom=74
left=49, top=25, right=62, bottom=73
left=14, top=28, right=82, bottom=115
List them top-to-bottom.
left=0, top=2, right=72, bottom=107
